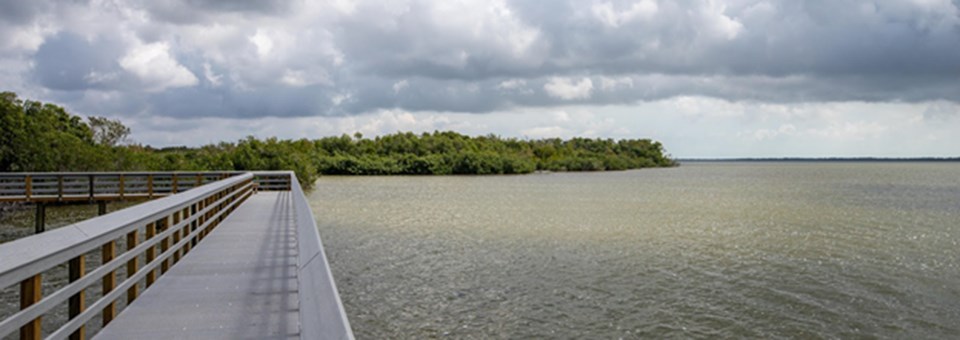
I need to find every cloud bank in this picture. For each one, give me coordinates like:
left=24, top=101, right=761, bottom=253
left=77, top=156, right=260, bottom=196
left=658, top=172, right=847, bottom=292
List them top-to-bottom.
left=2, top=0, right=959, bottom=156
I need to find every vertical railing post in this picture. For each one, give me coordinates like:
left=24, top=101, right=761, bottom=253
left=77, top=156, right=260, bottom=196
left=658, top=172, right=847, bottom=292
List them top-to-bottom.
left=118, top=174, right=125, bottom=199
left=147, top=174, right=154, bottom=198
left=172, top=174, right=178, bottom=194
left=195, top=174, right=201, bottom=187
left=24, top=175, right=31, bottom=200
left=57, top=175, right=63, bottom=200
left=88, top=175, right=95, bottom=201
left=197, top=200, right=206, bottom=240
left=190, top=203, right=198, bottom=248
left=34, top=204, right=45, bottom=234
left=180, top=208, right=189, bottom=255
left=172, top=211, right=182, bottom=264
left=160, top=217, right=170, bottom=274
left=145, top=222, right=157, bottom=287
left=126, top=230, right=139, bottom=303
left=102, top=240, right=117, bottom=326
left=68, top=255, right=86, bottom=340
left=19, top=274, right=42, bottom=340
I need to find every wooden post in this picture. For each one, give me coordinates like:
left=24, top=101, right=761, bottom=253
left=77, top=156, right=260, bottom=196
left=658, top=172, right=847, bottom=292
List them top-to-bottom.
left=118, top=174, right=125, bottom=199
left=147, top=174, right=154, bottom=198
left=172, top=174, right=178, bottom=194
left=195, top=174, right=201, bottom=187
left=24, top=175, right=31, bottom=200
left=58, top=175, right=63, bottom=200
left=88, top=175, right=95, bottom=201
left=197, top=200, right=206, bottom=240
left=98, top=201, right=107, bottom=215
left=190, top=203, right=198, bottom=248
left=34, top=204, right=45, bottom=234
left=172, top=211, right=182, bottom=263
left=160, top=217, right=170, bottom=274
left=145, top=222, right=156, bottom=287
left=126, top=230, right=139, bottom=303
left=102, top=240, right=117, bottom=326
left=68, top=255, right=86, bottom=340
left=20, top=274, right=42, bottom=340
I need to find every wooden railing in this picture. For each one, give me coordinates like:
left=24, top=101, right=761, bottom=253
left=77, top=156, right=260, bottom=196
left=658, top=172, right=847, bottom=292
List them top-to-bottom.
left=0, top=172, right=243, bottom=203
left=0, top=173, right=255, bottom=339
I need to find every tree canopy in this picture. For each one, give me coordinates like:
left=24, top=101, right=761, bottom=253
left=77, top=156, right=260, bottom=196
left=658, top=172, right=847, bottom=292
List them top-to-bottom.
left=1, top=92, right=676, bottom=187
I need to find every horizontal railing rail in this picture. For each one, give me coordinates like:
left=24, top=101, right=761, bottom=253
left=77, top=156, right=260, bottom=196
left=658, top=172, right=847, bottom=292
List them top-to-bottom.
left=0, top=171, right=295, bottom=203
left=286, top=171, right=354, bottom=340
left=0, top=172, right=241, bottom=203
left=0, top=173, right=255, bottom=339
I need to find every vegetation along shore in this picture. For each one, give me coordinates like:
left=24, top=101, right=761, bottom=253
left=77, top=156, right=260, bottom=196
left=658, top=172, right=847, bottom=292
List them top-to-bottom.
left=1, top=92, right=676, bottom=187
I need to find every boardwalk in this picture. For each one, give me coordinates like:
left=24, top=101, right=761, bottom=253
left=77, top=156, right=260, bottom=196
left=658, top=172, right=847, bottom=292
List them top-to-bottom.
left=0, top=171, right=352, bottom=340
left=95, top=192, right=299, bottom=339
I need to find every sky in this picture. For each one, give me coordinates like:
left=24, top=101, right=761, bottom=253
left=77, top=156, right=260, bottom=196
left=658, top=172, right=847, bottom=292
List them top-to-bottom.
left=2, top=0, right=960, bottom=158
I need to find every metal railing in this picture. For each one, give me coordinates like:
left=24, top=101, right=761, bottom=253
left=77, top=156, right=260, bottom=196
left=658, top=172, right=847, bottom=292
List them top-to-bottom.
left=286, top=171, right=353, bottom=340
left=0, top=173, right=255, bottom=339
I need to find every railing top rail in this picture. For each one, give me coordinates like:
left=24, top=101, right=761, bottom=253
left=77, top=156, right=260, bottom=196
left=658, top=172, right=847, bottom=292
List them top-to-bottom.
left=0, top=171, right=245, bottom=177
left=290, top=171, right=354, bottom=339
left=0, top=173, right=255, bottom=289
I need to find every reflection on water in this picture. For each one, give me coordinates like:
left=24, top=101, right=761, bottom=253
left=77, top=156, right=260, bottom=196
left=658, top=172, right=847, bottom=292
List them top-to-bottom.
left=311, top=162, right=960, bottom=338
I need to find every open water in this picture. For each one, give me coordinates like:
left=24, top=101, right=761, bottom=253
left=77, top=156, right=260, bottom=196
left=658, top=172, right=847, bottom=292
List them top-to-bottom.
left=310, top=162, right=960, bottom=339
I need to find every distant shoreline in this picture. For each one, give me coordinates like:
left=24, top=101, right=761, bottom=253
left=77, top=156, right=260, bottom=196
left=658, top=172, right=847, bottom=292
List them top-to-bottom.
left=678, top=158, right=960, bottom=162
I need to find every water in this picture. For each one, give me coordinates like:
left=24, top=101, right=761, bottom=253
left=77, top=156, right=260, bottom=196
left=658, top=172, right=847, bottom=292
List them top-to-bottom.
left=309, top=162, right=960, bottom=339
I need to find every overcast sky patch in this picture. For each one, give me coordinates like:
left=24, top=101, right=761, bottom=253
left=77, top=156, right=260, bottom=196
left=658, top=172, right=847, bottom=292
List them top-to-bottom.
left=2, top=0, right=959, bottom=156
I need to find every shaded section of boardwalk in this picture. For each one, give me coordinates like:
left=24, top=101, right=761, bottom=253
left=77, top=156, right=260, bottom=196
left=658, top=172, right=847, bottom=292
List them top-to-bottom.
left=95, top=192, right=300, bottom=339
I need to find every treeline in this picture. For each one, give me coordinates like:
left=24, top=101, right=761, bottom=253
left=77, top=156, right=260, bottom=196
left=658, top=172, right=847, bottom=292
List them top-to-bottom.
left=1, top=92, right=676, bottom=187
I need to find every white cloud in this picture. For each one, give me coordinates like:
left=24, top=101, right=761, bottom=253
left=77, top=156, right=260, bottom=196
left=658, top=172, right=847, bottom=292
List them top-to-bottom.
left=4, top=0, right=960, bottom=158
left=592, top=0, right=658, bottom=28
left=698, top=0, right=744, bottom=41
left=249, top=29, right=274, bottom=59
left=118, top=41, right=198, bottom=91
left=202, top=63, right=222, bottom=86
left=281, top=69, right=307, bottom=86
left=83, top=71, right=118, bottom=85
left=599, top=76, right=634, bottom=90
left=544, top=77, right=593, bottom=100
left=497, top=78, right=526, bottom=90
left=393, top=79, right=409, bottom=94
left=331, top=93, right=352, bottom=106
left=922, top=101, right=960, bottom=121
left=804, top=121, right=888, bottom=140
left=752, top=124, right=796, bottom=141
left=521, top=126, right=568, bottom=138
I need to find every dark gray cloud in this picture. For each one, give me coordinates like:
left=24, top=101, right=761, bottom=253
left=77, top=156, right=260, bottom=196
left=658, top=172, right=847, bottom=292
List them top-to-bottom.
left=3, top=0, right=960, bottom=119
left=137, top=0, right=292, bottom=24
left=31, top=32, right=128, bottom=91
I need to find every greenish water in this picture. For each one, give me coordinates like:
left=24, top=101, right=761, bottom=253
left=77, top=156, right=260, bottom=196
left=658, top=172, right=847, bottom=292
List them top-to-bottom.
left=310, top=162, right=960, bottom=339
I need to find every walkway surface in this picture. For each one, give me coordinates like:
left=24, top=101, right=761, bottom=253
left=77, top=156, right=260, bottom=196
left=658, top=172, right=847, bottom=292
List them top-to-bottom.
left=95, top=192, right=301, bottom=339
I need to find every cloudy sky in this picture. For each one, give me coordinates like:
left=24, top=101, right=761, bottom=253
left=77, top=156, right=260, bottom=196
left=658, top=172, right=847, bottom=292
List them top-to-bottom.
left=2, top=0, right=959, bottom=158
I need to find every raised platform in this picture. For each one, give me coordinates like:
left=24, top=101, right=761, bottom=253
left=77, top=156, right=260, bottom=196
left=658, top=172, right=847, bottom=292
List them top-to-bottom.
left=95, top=192, right=299, bottom=339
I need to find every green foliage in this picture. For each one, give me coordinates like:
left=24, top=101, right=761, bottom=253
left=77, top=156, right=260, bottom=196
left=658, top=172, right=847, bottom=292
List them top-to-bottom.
left=0, top=92, right=105, bottom=172
left=1, top=92, right=676, bottom=189
left=88, top=116, right=131, bottom=147
left=309, top=131, right=672, bottom=175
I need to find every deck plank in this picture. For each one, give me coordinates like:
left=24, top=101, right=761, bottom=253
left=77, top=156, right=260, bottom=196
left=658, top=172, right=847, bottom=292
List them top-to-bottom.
left=94, top=192, right=300, bottom=340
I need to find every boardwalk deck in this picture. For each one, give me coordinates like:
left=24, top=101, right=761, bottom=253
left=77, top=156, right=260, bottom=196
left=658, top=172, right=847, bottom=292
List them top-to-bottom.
left=95, top=192, right=300, bottom=339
